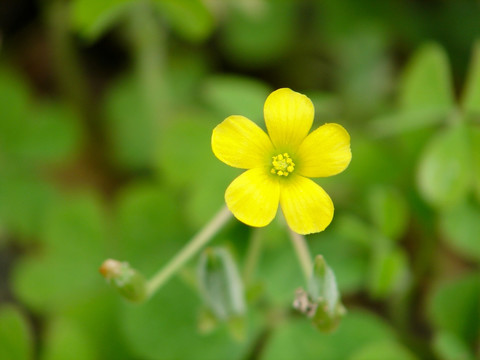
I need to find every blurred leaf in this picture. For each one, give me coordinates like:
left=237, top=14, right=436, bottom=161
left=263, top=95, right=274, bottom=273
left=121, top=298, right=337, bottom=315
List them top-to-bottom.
left=71, top=0, right=133, bottom=41
left=154, top=0, right=215, bottom=42
left=220, top=1, right=296, bottom=67
left=335, top=28, right=392, bottom=116
left=461, top=41, right=480, bottom=115
left=399, top=43, right=454, bottom=110
left=166, top=51, right=209, bottom=105
left=0, top=69, right=31, bottom=158
left=0, top=70, right=81, bottom=165
left=201, top=75, right=271, bottom=123
left=104, top=76, right=155, bottom=170
left=305, top=92, right=340, bottom=125
left=14, top=102, right=82, bottom=165
left=369, top=107, right=449, bottom=137
left=155, top=110, right=218, bottom=187
left=417, top=122, right=471, bottom=209
left=470, top=125, right=480, bottom=202
left=346, top=136, right=402, bottom=187
left=186, top=162, right=239, bottom=228
left=0, top=169, right=56, bottom=240
left=114, top=182, right=186, bottom=275
left=367, top=186, right=408, bottom=240
left=13, top=193, right=107, bottom=312
left=439, top=199, right=480, bottom=262
left=333, top=214, right=372, bottom=248
left=258, top=222, right=304, bottom=305
left=310, top=229, right=368, bottom=294
left=368, top=246, right=409, bottom=299
left=427, top=272, right=480, bottom=344
left=121, top=278, right=248, bottom=360
left=62, top=293, right=133, bottom=360
left=0, top=304, right=33, bottom=360
left=263, top=310, right=397, bottom=360
left=41, top=318, right=96, bottom=360
left=433, top=331, right=475, bottom=360
left=349, top=340, right=418, bottom=360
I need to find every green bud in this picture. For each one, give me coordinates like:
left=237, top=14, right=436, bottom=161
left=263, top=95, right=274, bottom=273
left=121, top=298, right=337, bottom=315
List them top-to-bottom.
left=197, top=247, right=246, bottom=331
left=293, top=255, right=346, bottom=333
left=99, top=259, right=147, bottom=303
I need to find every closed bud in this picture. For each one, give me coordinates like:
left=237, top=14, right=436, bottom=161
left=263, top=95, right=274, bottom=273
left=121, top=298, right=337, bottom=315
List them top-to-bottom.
left=197, top=247, right=246, bottom=339
left=293, top=255, right=346, bottom=333
left=99, top=259, right=147, bottom=303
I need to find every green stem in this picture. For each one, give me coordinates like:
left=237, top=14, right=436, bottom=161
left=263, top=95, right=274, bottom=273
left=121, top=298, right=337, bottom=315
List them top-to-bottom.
left=46, top=0, right=90, bottom=119
left=128, top=0, right=167, bottom=129
left=146, top=206, right=232, bottom=297
left=242, top=228, right=263, bottom=285
left=288, top=229, right=313, bottom=282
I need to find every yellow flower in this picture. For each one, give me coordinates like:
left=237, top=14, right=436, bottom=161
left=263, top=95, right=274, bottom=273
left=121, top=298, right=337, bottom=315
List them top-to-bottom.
left=211, top=88, right=351, bottom=235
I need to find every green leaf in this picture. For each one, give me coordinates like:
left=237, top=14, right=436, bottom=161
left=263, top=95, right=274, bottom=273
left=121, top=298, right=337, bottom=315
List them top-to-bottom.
left=71, top=0, right=133, bottom=41
left=154, top=0, right=214, bottom=42
left=220, top=1, right=296, bottom=67
left=461, top=41, right=480, bottom=115
left=399, top=43, right=454, bottom=110
left=0, top=69, right=31, bottom=159
left=201, top=75, right=272, bottom=124
left=104, top=76, right=155, bottom=170
left=15, top=102, right=82, bottom=165
left=369, top=107, right=449, bottom=137
left=155, top=110, right=219, bottom=187
left=417, top=122, right=471, bottom=209
left=470, top=125, right=480, bottom=202
left=186, top=163, right=239, bottom=228
left=0, top=169, right=56, bottom=240
left=114, top=182, right=186, bottom=275
left=367, top=186, right=409, bottom=240
left=12, top=193, right=107, bottom=312
left=439, top=199, right=480, bottom=262
left=333, top=214, right=373, bottom=248
left=258, top=221, right=304, bottom=305
left=310, top=225, right=369, bottom=295
left=368, top=247, right=410, bottom=299
left=427, top=272, right=480, bottom=344
left=121, top=278, right=248, bottom=360
left=0, top=305, right=33, bottom=360
left=263, top=310, right=397, bottom=360
left=41, top=318, right=97, bottom=360
left=433, top=331, right=476, bottom=360
left=349, top=340, right=418, bottom=360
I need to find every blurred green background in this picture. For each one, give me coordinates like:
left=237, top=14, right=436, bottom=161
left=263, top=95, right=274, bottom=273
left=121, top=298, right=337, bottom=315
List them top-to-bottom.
left=1, top=0, right=479, bottom=359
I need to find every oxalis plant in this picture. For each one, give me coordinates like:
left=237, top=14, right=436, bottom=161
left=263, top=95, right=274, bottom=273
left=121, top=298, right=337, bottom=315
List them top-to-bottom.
left=100, top=88, right=351, bottom=335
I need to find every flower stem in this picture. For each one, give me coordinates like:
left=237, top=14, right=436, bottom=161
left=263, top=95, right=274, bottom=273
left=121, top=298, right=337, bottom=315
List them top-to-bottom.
left=146, top=206, right=232, bottom=298
left=243, top=228, right=264, bottom=285
left=288, top=229, right=313, bottom=282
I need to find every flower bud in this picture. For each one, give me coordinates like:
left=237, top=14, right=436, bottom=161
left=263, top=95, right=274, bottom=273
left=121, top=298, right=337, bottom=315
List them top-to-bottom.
left=197, top=247, right=246, bottom=329
left=293, top=255, right=346, bottom=332
left=99, top=259, right=147, bottom=303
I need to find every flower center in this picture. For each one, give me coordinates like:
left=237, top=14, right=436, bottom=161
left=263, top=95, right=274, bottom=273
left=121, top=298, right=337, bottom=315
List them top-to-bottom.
left=271, top=153, right=295, bottom=177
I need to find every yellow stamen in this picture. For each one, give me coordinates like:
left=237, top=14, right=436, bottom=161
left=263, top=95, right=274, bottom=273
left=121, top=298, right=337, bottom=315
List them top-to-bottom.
left=271, top=153, right=295, bottom=177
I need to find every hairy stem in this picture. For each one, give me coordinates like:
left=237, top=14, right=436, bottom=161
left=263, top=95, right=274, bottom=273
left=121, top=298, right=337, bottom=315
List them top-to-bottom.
left=146, top=206, right=232, bottom=297
left=288, top=229, right=313, bottom=282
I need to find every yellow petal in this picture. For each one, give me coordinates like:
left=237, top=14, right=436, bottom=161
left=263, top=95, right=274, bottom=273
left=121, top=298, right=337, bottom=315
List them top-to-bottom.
left=264, top=88, right=314, bottom=150
left=212, top=115, right=273, bottom=169
left=296, top=123, right=351, bottom=178
left=225, top=168, right=280, bottom=227
left=280, top=175, right=334, bottom=234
